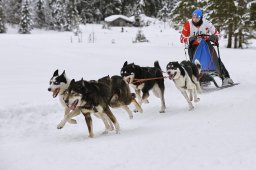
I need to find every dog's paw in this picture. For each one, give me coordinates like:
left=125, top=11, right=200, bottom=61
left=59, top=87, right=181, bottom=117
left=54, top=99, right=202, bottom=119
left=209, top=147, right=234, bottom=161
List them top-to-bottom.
left=194, top=98, right=200, bottom=103
left=144, top=99, right=149, bottom=103
left=188, top=105, right=194, bottom=111
left=133, top=109, right=138, bottom=113
left=159, top=110, right=165, bottom=113
left=129, top=115, right=134, bottom=119
left=68, top=119, right=77, bottom=124
left=57, top=123, right=64, bottom=129
left=102, top=130, right=109, bottom=135
left=88, top=133, right=94, bottom=138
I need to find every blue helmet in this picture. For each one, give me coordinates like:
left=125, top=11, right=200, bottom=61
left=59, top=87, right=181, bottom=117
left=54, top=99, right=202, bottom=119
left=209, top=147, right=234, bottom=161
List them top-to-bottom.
left=192, top=9, right=203, bottom=19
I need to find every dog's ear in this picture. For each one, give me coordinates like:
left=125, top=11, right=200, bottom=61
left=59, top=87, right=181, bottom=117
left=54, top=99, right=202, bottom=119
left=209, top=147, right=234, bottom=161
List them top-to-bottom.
left=123, top=61, right=128, bottom=68
left=132, top=63, right=135, bottom=69
left=53, top=69, right=59, bottom=76
left=61, top=70, right=66, bottom=76
left=107, top=75, right=110, bottom=78
left=81, top=78, right=85, bottom=87
left=70, top=79, right=75, bottom=85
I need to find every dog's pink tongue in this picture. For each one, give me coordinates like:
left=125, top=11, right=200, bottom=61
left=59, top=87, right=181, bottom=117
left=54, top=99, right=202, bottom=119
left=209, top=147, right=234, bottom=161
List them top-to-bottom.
left=169, top=75, right=173, bottom=80
left=53, top=88, right=60, bottom=98
left=69, top=100, right=78, bottom=110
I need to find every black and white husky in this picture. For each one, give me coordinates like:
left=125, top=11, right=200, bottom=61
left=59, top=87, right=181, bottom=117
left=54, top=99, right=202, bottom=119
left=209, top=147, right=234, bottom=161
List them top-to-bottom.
left=166, top=60, right=202, bottom=110
left=120, top=61, right=166, bottom=113
left=48, top=70, right=80, bottom=129
left=48, top=70, right=111, bottom=135
left=63, top=79, right=120, bottom=137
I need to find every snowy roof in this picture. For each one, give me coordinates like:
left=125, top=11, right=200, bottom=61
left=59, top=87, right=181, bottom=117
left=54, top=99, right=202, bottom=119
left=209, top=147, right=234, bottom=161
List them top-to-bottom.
left=129, top=14, right=156, bottom=23
left=105, top=15, right=133, bottom=23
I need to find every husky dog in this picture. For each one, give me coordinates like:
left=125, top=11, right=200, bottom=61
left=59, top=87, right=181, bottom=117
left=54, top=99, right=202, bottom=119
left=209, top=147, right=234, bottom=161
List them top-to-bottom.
left=166, top=60, right=202, bottom=110
left=120, top=61, right=166, bottom=113
left=48, top=70, right=80, bottom=129
left=98, top=75, right=143, bottom=119
left=63, top=79, right=120, bottom=137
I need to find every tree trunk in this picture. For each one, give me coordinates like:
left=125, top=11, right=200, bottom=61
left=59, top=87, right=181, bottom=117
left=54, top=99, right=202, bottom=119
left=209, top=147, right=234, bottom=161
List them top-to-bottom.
left=227, top=24, right=233, bottom=48
left=238, top=29, right=243, bottom=48
left=234, top=34, right=238, bottom=48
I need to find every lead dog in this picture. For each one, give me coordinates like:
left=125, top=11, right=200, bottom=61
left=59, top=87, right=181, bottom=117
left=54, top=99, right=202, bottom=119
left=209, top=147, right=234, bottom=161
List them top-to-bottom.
left=166, top=60, right=202, bottom=110
left=120, top=61, right=166, bottom=113
left=48, top=70, right=80, bottom=129
left=48, top=70, right=112, bottom=137
left=98, top=75, right=143, bottom=119
left=63, top=79, right=120, bottom=137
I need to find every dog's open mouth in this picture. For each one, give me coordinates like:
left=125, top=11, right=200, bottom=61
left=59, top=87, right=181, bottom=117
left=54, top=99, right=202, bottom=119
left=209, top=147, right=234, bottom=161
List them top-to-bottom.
left=168, top=73, right=176, bottom=80
left=53, top=88, right=60, bottom=98
left=69, top=99, right=79, bottom=111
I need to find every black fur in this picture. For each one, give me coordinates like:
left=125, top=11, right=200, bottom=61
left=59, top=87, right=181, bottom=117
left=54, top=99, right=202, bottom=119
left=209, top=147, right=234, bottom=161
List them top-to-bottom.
left=180, top=60, right=200, bottom=84
left=121, top=61, right=166, bottom=112
left=200, top=73, right=219, bottom=88
left=98, top=75, right=134, bottom=107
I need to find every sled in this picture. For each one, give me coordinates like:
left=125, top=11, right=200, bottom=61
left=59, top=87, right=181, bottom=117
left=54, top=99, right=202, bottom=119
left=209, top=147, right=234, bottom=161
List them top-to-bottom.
left=189, top=34, right=237, bottom=89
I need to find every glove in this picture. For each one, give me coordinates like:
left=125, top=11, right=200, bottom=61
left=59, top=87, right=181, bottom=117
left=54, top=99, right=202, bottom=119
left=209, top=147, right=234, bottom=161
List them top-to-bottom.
left=209, top=35, right=218, bottom=42
left=189, top=36, right=197, bottom=44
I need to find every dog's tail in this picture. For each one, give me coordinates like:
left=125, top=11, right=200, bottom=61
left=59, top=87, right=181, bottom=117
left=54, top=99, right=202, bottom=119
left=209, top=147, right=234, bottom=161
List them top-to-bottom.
left=194, top=59, right=201, bottom=74
left=154, top=61, right=162, bottom=71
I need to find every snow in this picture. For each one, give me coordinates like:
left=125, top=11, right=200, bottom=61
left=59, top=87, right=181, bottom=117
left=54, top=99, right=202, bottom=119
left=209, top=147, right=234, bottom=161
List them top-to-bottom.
left=105, top=15, right=133, bottom=23
left=1, top=22, right=256, bottom=170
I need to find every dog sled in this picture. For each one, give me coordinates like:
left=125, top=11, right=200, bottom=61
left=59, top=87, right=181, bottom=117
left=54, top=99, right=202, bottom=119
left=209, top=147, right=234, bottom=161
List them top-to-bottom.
left=187, top=34, right=238, bottom=89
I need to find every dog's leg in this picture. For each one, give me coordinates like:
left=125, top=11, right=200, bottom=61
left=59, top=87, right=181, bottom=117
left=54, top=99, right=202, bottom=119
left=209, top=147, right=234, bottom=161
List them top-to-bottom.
left=193, top=77, right=202, bottom=94
left=152, top=84, right=166, bottom=113
left=193, top=88, right=200, bottom=103
left=188, top=89, right=193, bottom=101
left=159, top=90, right=166, bottom=113
left=181, top=90, right=194, bottom=111
left=141, top=91, right=150, bottom=104
left=131, top=99, right=143, bottom=113
left=121, top=105, right=133, bottom=119
left=104, top=107, right=120, bottom=134
left=57, top=108, right=80, bottom=129
left=82, top=112, right=94, bottom=138
left=94, top=112, right=112, bottom=134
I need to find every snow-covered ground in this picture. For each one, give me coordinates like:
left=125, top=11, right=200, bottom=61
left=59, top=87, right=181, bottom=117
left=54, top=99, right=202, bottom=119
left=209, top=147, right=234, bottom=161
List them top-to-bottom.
left=1, top=23, right=256, bottom=170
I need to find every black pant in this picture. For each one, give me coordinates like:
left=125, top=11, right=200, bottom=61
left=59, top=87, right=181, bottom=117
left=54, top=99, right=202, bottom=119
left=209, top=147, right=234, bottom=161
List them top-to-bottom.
left=188, top=41, right=230, bottom=80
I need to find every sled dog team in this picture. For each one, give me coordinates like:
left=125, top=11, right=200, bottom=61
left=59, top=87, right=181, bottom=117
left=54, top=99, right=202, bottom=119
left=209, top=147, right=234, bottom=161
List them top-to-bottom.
left=48, top=60, right=202, bottom=138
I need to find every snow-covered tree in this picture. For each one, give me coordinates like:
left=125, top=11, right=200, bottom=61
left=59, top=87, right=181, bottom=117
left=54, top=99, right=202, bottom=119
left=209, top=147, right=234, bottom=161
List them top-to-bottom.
left=0, top=0, right=7, bottom=33
left=4, top=0, right=22, bottom=25
left=19, top=0, right=33, bottom=34
left=34, top=0, right=46, bottom=28
left=49, top=0, right=67, bottom=31
left=66, top=0, right=80, bottom=31
left=78, top=0, right=94, bottom=23
left=170, top=0, right=204, bottom=30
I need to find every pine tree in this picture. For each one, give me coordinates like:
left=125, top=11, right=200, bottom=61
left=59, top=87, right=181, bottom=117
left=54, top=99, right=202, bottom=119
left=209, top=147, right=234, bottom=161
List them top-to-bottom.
left=0, top=0, right=7, bottom=33
left=4, top=0, right=22, bottom=25
left=19, top=0, right=33, bottom=34
left=34, top=0, right=46, bottom=29
left=49, top=0, right=67, bottom=31
left=66, top=0, right=80, bottom=31
left=78, top=0, right=94, bottom=23
left=170, top=0, right=202, bottom=30
left=250, top=1, right=256, bottom=30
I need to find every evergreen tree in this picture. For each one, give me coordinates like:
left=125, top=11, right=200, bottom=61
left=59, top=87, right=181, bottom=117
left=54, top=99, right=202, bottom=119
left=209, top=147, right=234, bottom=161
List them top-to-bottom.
left=0, top=0, right=7, bottom=33
left=4, top=0, right=22, bottom=25
left=19, top=0, right=33, bottom=34
left=34, top=0, right=46, bottom=28
left=49, top=0, right=67, bottom=31
left=66, top=0, right=80, bottom=31
left=78, top=0, right=94, bottom=23
left=170, top=0, right=203, bottom=30
left=206, top=0, right=236, bottom=48
left=250, top=1, right=256, bottom=29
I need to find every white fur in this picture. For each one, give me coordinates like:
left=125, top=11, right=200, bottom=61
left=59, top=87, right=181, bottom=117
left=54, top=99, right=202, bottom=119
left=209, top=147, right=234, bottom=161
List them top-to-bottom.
left=167, top=67, right=200, bottom=110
